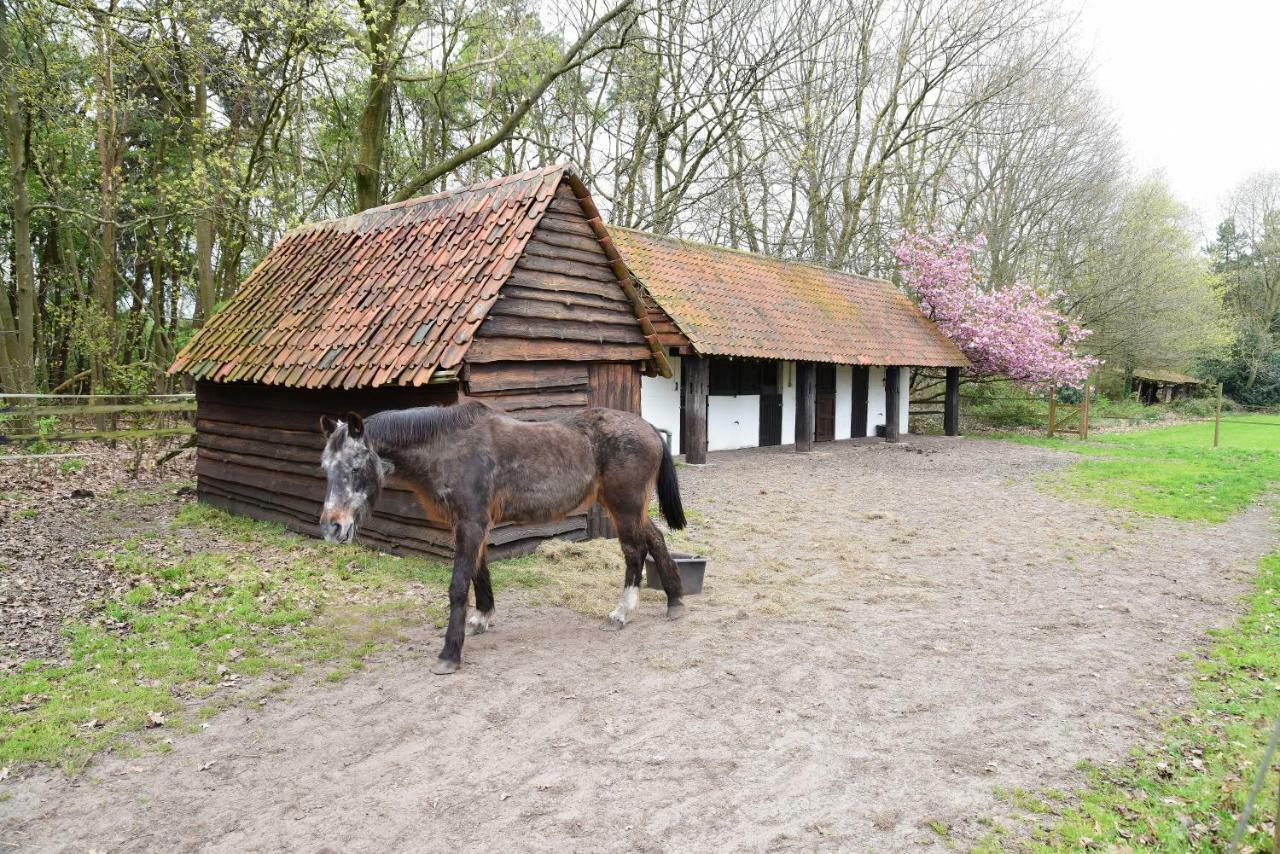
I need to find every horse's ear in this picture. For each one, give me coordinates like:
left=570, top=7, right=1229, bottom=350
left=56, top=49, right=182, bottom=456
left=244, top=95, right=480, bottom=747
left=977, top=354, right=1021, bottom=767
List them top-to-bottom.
left=345, top=412, right=365, bottom=440
left=320, top=414, right=339, bottom=437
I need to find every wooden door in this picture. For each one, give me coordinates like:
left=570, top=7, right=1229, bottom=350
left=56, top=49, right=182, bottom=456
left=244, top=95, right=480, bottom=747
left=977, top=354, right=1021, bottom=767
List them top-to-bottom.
left=587, top=362, right=641, bottom=538
left=588, top=362, right=640, bottom=413
left=758, top=362, right=783, bottom=446
left=815, top=364, right=836, bottom=442
left=851, top=366, right=869, bottom=437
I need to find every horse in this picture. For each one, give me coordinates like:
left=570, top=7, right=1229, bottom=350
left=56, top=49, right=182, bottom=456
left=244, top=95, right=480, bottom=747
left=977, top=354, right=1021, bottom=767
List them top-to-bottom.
left=317, top=400, right=688, bottom=674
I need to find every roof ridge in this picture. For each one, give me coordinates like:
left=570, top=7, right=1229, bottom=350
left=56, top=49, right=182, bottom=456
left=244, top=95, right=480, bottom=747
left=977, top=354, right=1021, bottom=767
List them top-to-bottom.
left=296, top=163, right=571, bottom=234
left=608, top=225, right=898, bottom=289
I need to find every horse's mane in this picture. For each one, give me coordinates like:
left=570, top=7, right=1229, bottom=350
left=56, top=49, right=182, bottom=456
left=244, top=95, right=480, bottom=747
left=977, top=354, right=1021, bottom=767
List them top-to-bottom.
left=365, top=400, right=490, bottom=450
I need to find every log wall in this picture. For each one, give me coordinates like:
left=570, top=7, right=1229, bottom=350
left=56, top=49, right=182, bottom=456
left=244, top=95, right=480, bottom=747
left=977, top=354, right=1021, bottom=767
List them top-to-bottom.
left=195, top=381, right=587, bottom=560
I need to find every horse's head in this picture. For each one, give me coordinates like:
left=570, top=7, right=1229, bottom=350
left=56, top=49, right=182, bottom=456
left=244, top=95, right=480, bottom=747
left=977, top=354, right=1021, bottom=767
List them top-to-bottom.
left=319, top=413, right=392, bottom=544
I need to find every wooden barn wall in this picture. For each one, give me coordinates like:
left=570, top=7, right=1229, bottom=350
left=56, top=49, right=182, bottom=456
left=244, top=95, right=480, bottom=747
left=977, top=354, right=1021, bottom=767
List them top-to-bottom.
left=467, top=181, right=653, bottom=367
left=195, top=381, right=586, bottom=560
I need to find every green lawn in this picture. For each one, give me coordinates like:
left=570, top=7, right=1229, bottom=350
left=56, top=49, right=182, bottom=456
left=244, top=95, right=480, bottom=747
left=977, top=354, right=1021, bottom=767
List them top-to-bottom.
left=994, top=414, right=1280, bottom=522
left=978, top=415, right=1280, bottom=851
left=0, top=504, right=547, bottom=770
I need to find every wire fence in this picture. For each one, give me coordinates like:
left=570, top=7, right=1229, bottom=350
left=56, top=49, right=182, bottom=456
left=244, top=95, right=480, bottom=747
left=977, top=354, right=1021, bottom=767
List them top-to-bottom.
left=910, top=377, right=1280, bottom=445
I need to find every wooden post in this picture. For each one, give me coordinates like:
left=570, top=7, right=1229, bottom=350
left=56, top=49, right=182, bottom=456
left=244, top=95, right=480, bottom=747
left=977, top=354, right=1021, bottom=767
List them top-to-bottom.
left=681, top=355, right=708, bottom=464
left=795, top=361, right=815, bottom=452
left=884, top=365, right=901, bottom=443
left=943, top=366, right=961, bottom=437
left=1079, top=371, right=1092, bottom=440
left=1214, top=382, right=1223, bottom=448
left=1048, top=385, right=1057, bottom=438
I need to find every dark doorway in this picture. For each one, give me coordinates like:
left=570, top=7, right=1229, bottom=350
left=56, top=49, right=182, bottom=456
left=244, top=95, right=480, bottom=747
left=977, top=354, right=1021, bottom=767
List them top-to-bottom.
left=759, top=362, right=783, bottom=446
left=815, top=364, right=836, bottom=442
left=851, top=366, right=869, bottom=437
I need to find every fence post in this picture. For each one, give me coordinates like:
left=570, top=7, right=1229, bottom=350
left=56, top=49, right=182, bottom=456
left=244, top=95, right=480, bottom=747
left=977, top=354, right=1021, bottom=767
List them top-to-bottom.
left=1079, top=372, right=1092, bottom=440
left=1213, top=382, right=1223, bottom=448
left=1047, top=385, right=1057, bottom=438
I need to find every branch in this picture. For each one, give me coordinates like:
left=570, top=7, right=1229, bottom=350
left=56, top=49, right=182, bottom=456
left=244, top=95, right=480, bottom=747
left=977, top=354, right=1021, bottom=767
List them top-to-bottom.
left=389, top=0, right=635, bottom=204
left=395, top=48, right=510, bottom=83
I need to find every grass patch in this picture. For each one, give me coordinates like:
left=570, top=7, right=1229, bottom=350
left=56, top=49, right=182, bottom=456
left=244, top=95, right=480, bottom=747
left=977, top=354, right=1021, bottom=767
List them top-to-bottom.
left=982, top=415, right=1280, bottom=850
left=986, top=415, right=1280, bottom=522
left=0, top=504, right=554, bottom=770
left=1027, top=546, right=1280, bottom=851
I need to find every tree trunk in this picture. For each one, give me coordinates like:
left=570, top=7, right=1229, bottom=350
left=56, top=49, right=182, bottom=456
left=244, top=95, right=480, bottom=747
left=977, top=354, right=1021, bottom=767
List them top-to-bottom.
left=0, top=0, right=35, bottom=391
left=353, top=1, right=404, bottom=213
left=93, top=12, right=120, bottom=320
left=194, top=71, right=216, bottom=322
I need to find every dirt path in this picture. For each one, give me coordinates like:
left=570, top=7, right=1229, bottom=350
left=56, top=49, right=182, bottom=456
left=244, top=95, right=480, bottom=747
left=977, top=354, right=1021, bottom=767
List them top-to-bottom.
left=3, top=438, right=1274, bottom=852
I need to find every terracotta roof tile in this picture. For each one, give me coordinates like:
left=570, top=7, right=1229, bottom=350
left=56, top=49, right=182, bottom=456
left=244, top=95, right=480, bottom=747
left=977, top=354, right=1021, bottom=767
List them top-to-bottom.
left=171, top=165, right=577, bottom=388
left=610, top=228, right=968, bottom=368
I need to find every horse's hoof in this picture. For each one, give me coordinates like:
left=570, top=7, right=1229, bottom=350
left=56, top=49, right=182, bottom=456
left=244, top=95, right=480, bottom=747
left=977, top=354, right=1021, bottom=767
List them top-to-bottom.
left=666, top=602, right=686, bottom=620
left=466, top=611, right=494, bottom=636
left=602, top=614, right=626, bottom=631
left=431, top=658, right=460, bottom=675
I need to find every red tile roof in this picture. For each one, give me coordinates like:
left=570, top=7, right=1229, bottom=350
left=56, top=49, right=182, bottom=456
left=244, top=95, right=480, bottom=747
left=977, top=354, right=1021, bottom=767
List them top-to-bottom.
left=170, top=165, right=667, bottom=388
left=610, top=228, right=969, bottom=367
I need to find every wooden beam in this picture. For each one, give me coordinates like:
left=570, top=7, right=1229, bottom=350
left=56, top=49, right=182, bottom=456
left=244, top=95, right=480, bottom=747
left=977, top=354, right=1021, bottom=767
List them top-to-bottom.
left=681, top=355, right=708, bottom=464
left=795, top=361, right=815, bottom=452
left=884, top=365, right=901, bottom=443
left=944, top=366, right=961, bottom=436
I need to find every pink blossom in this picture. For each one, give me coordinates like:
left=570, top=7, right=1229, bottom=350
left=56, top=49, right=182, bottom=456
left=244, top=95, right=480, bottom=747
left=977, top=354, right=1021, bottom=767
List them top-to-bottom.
left=893, top=231, right=1096, bottom=389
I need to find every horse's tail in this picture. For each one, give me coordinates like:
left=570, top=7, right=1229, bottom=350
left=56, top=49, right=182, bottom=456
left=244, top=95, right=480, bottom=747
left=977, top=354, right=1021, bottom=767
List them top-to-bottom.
left=654, top=428, right=687, bottom=530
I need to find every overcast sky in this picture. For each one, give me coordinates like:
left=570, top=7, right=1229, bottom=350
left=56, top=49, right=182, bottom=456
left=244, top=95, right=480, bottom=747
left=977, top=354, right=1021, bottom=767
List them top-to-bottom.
left=1076, top=0, right=1277, bottom=238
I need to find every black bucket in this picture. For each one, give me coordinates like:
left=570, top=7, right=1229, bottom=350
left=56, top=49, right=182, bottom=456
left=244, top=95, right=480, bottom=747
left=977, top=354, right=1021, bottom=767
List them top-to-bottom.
left=644, top=553, right=707, bottom=595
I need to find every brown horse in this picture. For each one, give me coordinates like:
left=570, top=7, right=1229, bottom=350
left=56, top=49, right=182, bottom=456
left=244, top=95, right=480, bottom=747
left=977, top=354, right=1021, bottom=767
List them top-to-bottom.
left=318, top=400, right=687, bottom=674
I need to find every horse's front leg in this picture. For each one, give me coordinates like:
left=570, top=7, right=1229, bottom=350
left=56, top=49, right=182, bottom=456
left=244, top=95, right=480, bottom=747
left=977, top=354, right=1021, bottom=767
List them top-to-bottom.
left=433, top=519, right=486, bottom=675
left=467, top=557, right=495, bottom=635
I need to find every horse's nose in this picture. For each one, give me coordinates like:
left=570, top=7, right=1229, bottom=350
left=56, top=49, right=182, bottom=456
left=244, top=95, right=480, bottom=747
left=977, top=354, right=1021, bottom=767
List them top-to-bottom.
left=322, top=520, right=347, bottom=543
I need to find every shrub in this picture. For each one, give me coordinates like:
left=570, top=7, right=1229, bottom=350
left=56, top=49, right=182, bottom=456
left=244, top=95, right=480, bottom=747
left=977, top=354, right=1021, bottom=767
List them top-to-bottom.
left=970, top=395, right=1046, bottom=429
left=1092, top=395, right=1152, bottom=420
left=1171, top=396, right=1216, bottom=418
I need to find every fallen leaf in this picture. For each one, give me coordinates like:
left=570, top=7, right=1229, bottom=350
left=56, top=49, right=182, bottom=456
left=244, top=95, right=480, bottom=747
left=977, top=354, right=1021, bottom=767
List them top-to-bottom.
left=146, top=711, right=167, bottom=728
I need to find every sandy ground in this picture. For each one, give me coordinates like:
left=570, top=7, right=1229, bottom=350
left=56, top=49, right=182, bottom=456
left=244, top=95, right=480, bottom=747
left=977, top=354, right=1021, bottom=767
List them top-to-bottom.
left=2, top=437, right=1274, bottom=852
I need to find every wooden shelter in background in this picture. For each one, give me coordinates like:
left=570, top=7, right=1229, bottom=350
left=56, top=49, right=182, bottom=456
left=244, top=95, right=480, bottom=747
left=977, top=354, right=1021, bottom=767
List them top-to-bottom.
left=169, top=165, right=670, bottom=558
left=609, top=229, right=970, bottom=463
left=1133, top=368, right=1202, bottom=404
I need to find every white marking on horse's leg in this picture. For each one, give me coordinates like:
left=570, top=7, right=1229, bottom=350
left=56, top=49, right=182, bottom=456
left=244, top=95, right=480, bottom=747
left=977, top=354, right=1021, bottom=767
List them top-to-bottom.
left=605, top=585, right=640, bottom=630
left=466, top=609, right=495, bottom=635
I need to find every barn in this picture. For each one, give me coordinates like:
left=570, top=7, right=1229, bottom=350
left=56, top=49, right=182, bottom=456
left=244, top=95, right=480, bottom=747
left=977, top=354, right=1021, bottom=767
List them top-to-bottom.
left=169, top=164, right=670, bottom=558
left=609, top=228, right=970, bottom=463
left=1133, top=368, right=1202, bottom=404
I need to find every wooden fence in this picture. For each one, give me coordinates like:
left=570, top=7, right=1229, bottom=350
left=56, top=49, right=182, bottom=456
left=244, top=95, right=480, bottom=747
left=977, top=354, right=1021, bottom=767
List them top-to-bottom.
left=0, top=393, right=195, bottom=444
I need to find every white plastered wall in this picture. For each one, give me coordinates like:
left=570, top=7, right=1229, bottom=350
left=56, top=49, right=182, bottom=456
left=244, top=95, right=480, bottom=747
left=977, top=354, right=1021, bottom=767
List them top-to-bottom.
left=640, top=355, right=682, bottom=455
left=781, top=360, right=796, bottom=445
left=835, top=365, right=853, bottom=440
left=866, top=366, right=887, bottom=436
left=707, top=394, right=760, bottom=451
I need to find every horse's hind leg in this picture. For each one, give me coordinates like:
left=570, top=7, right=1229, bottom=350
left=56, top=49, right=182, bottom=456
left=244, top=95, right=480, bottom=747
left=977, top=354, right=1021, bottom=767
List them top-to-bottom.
left=603, top=516, right=647, bottom=631
left=645, top=519, right=685, bottom=619
left=468, top=557, right=495, bottom=635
